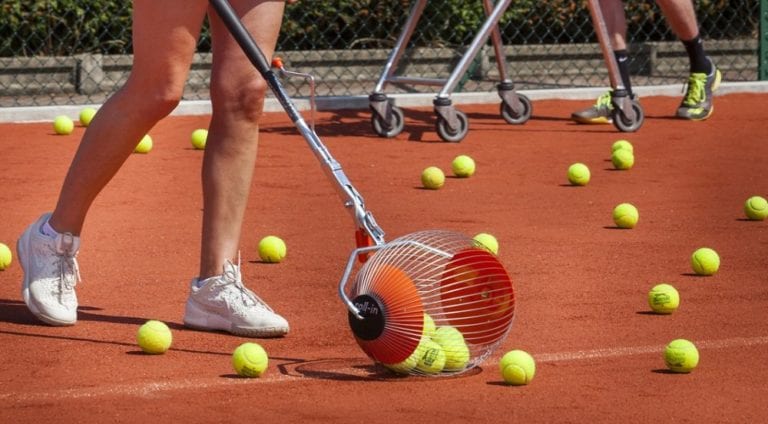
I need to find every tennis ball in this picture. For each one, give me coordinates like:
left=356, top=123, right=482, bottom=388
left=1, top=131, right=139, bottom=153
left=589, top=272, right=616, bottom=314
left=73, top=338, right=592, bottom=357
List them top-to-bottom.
left=79, top=107, right=97, bottom=127
left=53, top=115, right=74, bottom=135
left=191, top=128, right=208, bottom=150
left=134, top=134, right=153, bottom=153
left=611, top=139, right=634, bottom=153
left=611, top=148, right=634, bottom=170
left=451, top=155, right=476, bottom=178
left=567, top=163, right=590, bottom=186
left=421, top=166, right=445, bottom=190
left=744, top=195, right=768, bottom=221
left=613, top=203, right=639, bottom=229
left=473, top=232, right=498, bottom=255
left=258, top=235, right=286, bottom=263
left=0, top=242, right=12, bottom=271
left=691, top=247, right=720, bottom=276
left=648, top=283, right=679, bottom=314
left=422, top=312, right=436, bottom=338
left=136, top=320, right=172, bottom=354
left=433, top=326, right=470, bottom=371
left=383, top=336, right=425, bottom=374
left=416, top=339, right=446, bottom=374
left=664, top=339, right=699, bottom=373
left=232, top=342, right=269, bottom=378
left=499, top=350, right=536, bottom=385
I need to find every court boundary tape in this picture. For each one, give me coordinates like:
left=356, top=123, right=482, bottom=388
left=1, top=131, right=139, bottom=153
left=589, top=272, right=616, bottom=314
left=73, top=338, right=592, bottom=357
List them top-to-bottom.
left=2, top=81, right=767, bottom=123
left=1, top=334, right=766, bottom=403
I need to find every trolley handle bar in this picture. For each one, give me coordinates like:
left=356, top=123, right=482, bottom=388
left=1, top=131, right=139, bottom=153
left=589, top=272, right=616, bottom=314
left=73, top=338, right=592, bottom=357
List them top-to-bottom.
left=209, top=0, right=385, bottom=247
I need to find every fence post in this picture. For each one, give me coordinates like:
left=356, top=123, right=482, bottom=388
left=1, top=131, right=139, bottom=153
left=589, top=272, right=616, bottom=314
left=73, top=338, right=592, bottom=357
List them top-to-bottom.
left=761, top=0, right=768, bottom=80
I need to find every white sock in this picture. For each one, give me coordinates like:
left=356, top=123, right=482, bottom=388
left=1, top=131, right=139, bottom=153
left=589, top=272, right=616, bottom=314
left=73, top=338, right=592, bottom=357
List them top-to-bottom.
left=41, top=219, right=59, bottom=238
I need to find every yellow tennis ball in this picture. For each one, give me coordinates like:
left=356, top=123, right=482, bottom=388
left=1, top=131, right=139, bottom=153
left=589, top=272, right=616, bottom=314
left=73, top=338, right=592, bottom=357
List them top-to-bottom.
left=79, top=107, right=97, bottom=127
left=53, top=115, right=74, bottom=135
left=191, top=128, right=208, bottom=150
left=134, top=134, right=153, bottom=154
left=611, top=139, right=634, bottom=153
left=611, top=148, right=634, bottom=170
left=451, top=155, right=476, bottom=178
left=567, top=163, right=591, bottom=186
left=421, top=166, right=445, bottom=190
left=744, top=195, right=768, bottom=221
left=613, top=203, right=639, bottom=229
left=473, top=232, right=498, bottom=255
left=258, top=235, right=286, bottom=263
left=0, top=242, right=12, bottom=271
left=691, top=247, right=720, bottom=276
left=648, top=283, right=679, bottom=314
left=422, top=312, right=436, bottom=338
left=136, top=320, right=172, bottom=354
left=432, top=326, right=470, bottom=371
left=383, top=336, right=426, bottom=374
left=416, top=339, right=446, bottom=374
left=664, top=339, right=699, bottom=373
left=232, top=342, right=269, bottom=378
left=499, top=350, right=536, bottom=385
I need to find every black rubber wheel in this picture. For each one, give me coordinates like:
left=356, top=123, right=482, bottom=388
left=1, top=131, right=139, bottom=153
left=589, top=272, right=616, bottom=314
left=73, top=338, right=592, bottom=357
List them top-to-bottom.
left=499, top=93, right=532, bottom=125
left=612, top=100, right=644, bottom=132
left=370, top=106, right=405, bottom=138
left=435, top=110, right=469, bottom=143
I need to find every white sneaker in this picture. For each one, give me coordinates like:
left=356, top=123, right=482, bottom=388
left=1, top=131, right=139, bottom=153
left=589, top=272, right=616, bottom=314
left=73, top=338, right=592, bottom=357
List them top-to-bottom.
left=17, top=213, right=81, bottom=326
left=183, top=259, right=289, bottom=337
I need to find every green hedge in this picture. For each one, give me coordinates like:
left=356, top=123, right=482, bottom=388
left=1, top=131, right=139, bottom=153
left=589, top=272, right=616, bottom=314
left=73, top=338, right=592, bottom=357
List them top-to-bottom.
left=0, top=0, right=757, bottom=57
left=0, top=0, right=131, bottom=56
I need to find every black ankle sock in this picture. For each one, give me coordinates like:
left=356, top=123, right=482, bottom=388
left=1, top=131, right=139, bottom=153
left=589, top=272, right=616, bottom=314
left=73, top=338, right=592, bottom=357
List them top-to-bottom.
left=682, top=36, right=711, bottom=74
left=614, top=50, right=633, bottom=96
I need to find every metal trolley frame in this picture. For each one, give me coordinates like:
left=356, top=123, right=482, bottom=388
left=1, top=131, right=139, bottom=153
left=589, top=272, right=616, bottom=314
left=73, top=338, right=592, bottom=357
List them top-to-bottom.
left=368, top=0, right=533, bottom=143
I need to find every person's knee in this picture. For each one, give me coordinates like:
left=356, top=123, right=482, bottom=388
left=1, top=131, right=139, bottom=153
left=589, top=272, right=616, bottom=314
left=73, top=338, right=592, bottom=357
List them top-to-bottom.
left=123, top=75, right=185, bottom=120
left=212, top=75, right=268, bottom=123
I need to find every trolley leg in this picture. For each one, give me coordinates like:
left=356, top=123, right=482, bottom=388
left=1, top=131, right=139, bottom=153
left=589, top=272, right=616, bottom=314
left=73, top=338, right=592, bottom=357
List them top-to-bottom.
left=369, top=0, right=427, bottom=138
left=371, top=0, right=427, bottom=94
left=436, top=0, right=512, bottom=98
left=483, top=0, right=510, bottom=83
left=484, top=0, right=532, bottom=125
left=586, top=0, right=644, bottom=131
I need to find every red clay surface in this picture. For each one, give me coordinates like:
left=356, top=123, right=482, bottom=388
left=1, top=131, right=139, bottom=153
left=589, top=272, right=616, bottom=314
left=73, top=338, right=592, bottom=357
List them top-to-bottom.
left=1, top=93, right=767, bottom=423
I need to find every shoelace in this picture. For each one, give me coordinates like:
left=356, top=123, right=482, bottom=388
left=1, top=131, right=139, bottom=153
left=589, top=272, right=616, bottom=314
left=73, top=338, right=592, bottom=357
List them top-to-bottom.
left=681, top=73, right=706, bottom=106
left=595, top=91, right=612, bottom=109
left=49, top=245, right=81, bottom=299
left=221, top=254, right=274, bottom=312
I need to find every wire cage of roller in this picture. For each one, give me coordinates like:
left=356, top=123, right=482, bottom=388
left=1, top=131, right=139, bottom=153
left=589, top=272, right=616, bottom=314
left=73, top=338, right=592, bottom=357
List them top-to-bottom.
left=344, top=230, right=516, bottom=377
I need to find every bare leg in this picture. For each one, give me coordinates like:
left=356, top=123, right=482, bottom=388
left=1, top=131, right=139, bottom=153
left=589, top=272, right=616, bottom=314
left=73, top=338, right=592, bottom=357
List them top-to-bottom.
left=49, top=0, right=208, bottom=235
left=199, top=0, right=286, bottom=279
left=571, top=0, right=631, bottom=124
left=601, top=0, right=628, bottom=50
left=655, top=0, right=699, bottom=40
left=656, top=0, right=710, bottom=74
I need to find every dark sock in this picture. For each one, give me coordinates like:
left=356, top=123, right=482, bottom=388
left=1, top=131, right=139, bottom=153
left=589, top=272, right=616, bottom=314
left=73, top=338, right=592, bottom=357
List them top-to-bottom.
left=681, top=35, right=711, bottom=74
left=614, top=50, right=633, bottom=96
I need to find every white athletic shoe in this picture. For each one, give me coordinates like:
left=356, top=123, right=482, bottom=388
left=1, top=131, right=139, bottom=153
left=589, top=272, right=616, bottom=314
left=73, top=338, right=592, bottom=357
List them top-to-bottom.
left=17, top=213, right=81, bottom=326
left=183, top=258, right=289, bottom=337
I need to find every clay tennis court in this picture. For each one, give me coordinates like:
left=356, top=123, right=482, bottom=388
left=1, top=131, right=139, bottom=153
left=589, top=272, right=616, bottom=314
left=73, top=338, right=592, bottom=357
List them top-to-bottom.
left=1, top=92, right=767, bottom=422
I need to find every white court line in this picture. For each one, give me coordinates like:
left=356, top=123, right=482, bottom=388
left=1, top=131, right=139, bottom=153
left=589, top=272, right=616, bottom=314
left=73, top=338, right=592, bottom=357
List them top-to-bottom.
left=2, top=335, right=766, bottom=403
left=535, top=336, right=768, bottom=363
left=0, top=373, right=299, bottom=403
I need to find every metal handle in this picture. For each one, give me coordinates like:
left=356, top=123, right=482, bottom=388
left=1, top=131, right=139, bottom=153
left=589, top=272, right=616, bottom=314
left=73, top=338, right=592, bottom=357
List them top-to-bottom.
left=272, top=57, right=317, bottom=133
left=339, top=239, right=453, bottom=319
left=338, top=244, right=387, bottom=319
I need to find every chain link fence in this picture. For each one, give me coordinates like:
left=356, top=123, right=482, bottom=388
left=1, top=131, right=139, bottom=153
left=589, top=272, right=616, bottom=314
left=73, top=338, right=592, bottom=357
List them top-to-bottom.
left=0, top=0, right=761, bottom=108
